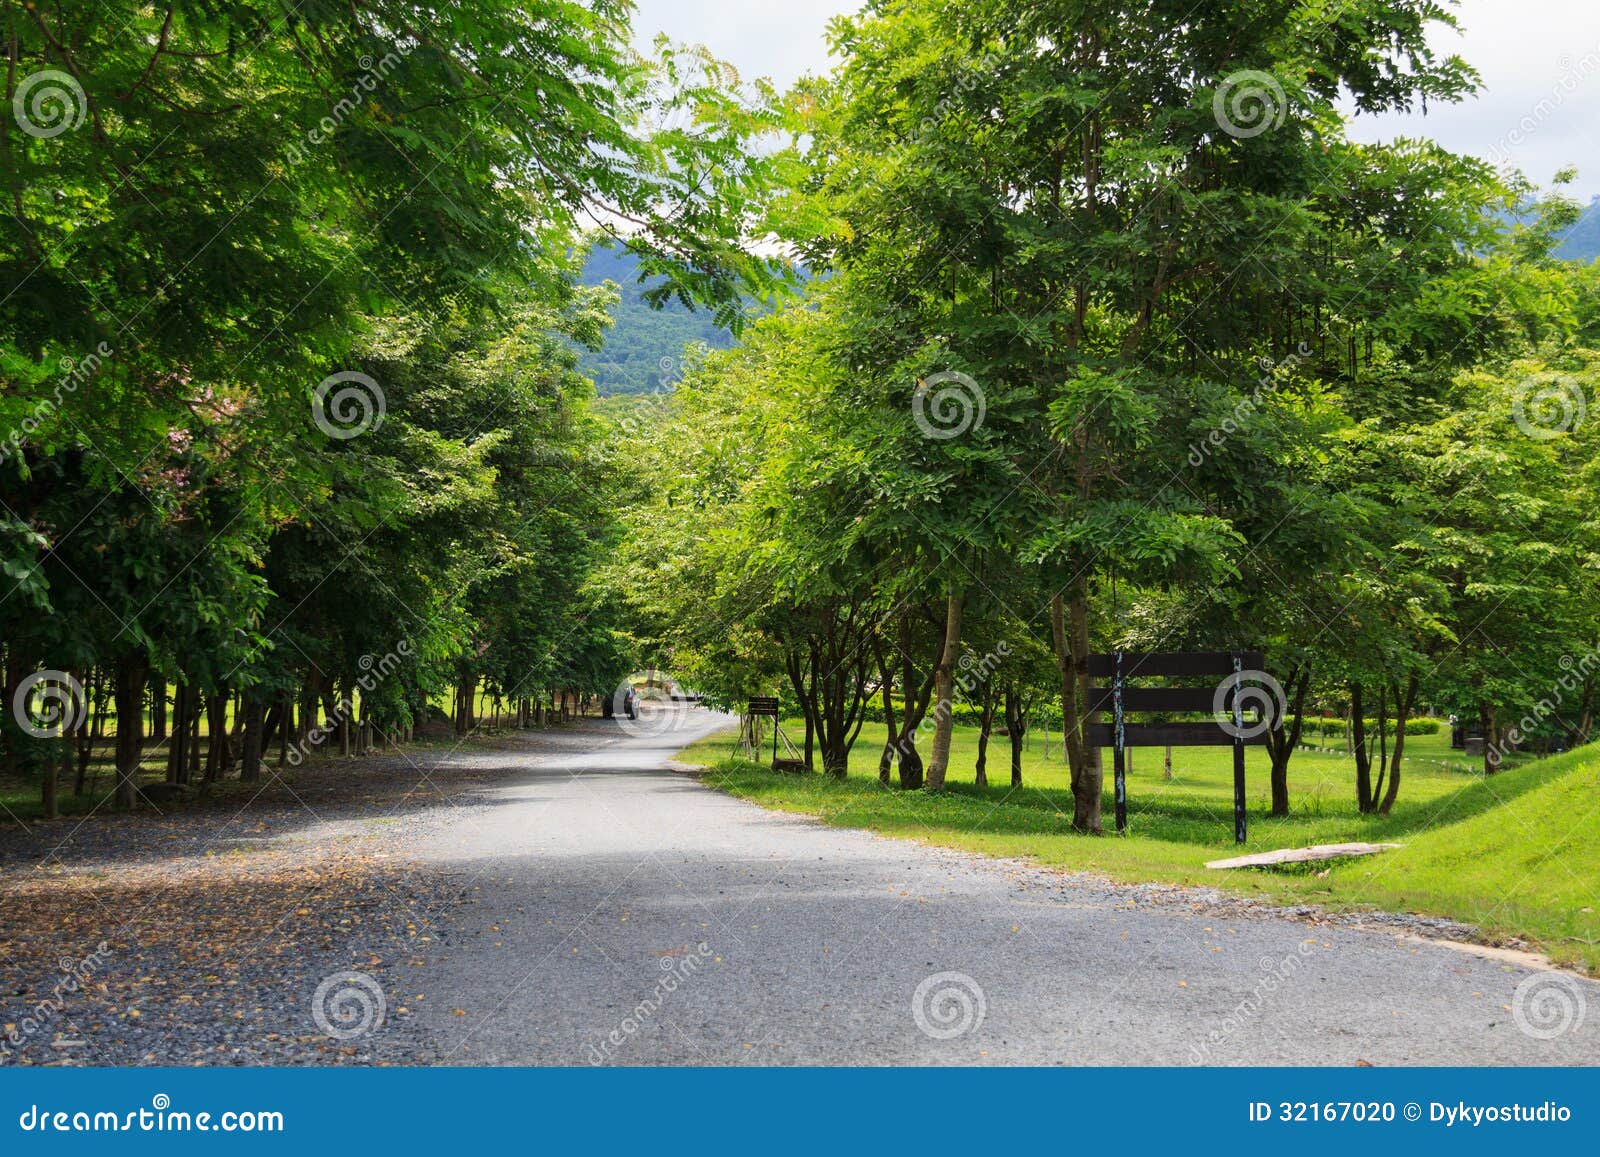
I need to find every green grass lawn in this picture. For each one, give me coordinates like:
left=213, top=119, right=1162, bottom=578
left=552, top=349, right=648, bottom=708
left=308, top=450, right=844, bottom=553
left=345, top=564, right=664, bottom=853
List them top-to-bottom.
left=676, top=720, right=1600, bottom=973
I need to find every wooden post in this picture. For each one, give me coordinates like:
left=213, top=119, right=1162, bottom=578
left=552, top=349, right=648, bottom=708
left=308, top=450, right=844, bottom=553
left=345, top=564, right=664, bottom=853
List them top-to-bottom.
left=1113, top=651, right=1127, bottom=834
left=1232, top=654, right=1247, bottom=844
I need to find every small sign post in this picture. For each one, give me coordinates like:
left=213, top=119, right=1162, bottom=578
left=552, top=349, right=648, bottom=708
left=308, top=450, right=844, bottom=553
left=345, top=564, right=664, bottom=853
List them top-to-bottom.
left=1084, top=651, right=1273, bottom=843
left=1112, top=651, right=1127, bottom=834
left=1231, top=656, right=1247, bottom=845
left=747, top=697, right=781, bottom=763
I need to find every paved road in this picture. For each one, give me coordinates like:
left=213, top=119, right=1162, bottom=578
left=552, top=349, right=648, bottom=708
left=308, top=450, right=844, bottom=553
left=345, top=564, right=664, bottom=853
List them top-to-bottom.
left=394, top=709, right=1597, bottom=1066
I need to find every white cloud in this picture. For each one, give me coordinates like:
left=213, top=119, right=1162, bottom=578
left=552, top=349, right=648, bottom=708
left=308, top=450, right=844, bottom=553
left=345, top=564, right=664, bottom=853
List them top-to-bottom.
left=630, top=0, right=857, bottom=89
left=638, top=0, right=1600, bottom=199
left=1345, top=0, right=1600, bottom=199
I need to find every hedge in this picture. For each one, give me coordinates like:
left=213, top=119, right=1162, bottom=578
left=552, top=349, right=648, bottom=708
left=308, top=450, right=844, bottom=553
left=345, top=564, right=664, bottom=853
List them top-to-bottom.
left=790, top=705, right=1443, bottom=737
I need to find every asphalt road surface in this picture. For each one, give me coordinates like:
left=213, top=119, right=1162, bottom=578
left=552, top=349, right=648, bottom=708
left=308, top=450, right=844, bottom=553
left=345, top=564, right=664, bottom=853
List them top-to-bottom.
left=392, top=708, right=1598, bottom=1066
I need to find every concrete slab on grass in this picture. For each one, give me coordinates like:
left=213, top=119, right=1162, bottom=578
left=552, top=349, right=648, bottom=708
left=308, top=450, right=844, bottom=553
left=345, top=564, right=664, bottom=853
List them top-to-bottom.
left=1206, top=842, right=1402, bottom=870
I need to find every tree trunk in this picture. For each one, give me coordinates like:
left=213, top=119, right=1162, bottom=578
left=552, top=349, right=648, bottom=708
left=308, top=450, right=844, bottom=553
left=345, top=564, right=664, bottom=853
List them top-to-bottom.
left=924, top=592, right=964, bottom=791
left=1052, top=592, right=1100, bottom=832
left=1070, top=593, right=1102, bottom=829
left=886, top=609, right=934, bottom=790
left=875, top=637, right=897, bottom=786
left=784, top=645, right=819, bottom=771
left=0, top=653, right=21, bottom=777
left=113, top=656, right=147, bottom=809
left=69, top=667, right=91, bottom=796
left=1265, top=667, right=1309, bottom=817
left=91, top=668, right=107, bottom=743
left=149, top=675, right=166, bottom=741
left=1377, top=675, right=1418, bottom=816
left=337, top=679, right=354, bottom=755
left=455, top=679, right=477, bottom=737
left=974, top=679, right=997, bottom=788
left=1574, top=679, right=1595, bottom=747
left=1351, top=681, right=1374, bottom=812
left=166, top=682, right=189, bottom=784
left=299, top=684, right=317, bottom=747
left=1004, top=685, right=1024, bottom=788
left=1378, top=687, right=1390, bottom=795
left=324, top=690, right=338, bottom=743
left=204, top=691, right=228, bottom=783
left=188, top=696, right=202, bottom=780
left=239, top=696, right=266, bottom=782
left=260, top=696, right=283, bottom=752
left=1479, top=701, right=1500, bottom=774
left=74, top=715, right=92, bottom=796
left=41, top=739, right=60, bottom=819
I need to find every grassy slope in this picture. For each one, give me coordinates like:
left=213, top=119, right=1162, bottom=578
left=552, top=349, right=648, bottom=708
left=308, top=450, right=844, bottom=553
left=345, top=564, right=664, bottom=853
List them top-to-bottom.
left=676, top=721, right=1600, bottom=973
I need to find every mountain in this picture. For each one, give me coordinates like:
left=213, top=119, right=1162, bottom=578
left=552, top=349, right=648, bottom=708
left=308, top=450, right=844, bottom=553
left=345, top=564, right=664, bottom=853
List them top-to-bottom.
left=1555, top=196, right=1600, bottom=263
left=574, top=197, right=1600, bottom=396
left=576, top=245, right=739, bottom=396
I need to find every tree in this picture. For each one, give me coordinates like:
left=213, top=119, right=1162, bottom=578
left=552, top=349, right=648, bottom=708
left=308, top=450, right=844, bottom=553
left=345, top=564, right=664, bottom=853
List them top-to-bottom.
left=785, top=0, right=1482, bottom=827
left=0, top=3, right=790, bottom=804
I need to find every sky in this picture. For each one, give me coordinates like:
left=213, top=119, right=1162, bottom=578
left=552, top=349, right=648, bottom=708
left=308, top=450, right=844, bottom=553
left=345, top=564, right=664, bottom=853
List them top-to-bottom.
left=631, top=0, right=1600, bottom=200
